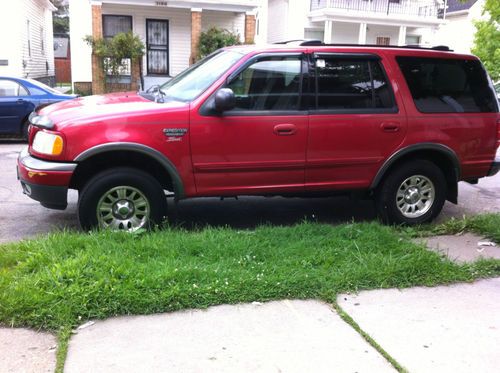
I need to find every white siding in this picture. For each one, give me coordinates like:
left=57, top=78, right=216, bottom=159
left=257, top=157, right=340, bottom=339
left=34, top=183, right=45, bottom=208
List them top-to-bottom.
left=0, top=0, right=54, bottom=80
left=22, top=0, right=55, bottom=79
left=69, top=0, right=93, bottom=83
left=267, top=0, right=288, bottom=43
left=0, top=1, right=23, bottom=77
left=201, top=10, right=245, bottom=43
left=330, top=22, right=359, bottom=44
left=366, top=24, right=400, bottom=45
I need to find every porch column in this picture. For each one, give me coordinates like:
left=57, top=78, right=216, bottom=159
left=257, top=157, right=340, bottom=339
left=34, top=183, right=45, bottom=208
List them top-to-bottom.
left=91, top=1, right=104, bottom=94
left=190, top=8, right=202, bottom=65
left=245, top=12, right=256, bottom=44
left=323, top=20, right=332, bottom=43
left=358, top=23, right=367, bottom=45
left=398, top=25, right=407, bottom=46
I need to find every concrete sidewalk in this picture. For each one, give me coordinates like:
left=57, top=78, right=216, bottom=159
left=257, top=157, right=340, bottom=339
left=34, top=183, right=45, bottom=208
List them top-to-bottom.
left=1, top=278, right=499, bottom=372
left=64, top=300, right=394, bottom=373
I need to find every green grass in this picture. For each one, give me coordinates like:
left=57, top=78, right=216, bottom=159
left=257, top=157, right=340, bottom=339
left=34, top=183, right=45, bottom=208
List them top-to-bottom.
left=404, top=213, right=500, bottom=242
left=1, top=216, right=499, bottom=333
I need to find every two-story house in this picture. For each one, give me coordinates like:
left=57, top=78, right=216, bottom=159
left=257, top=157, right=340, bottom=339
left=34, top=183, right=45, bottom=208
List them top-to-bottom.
left=0, top=0, right=56, bottom=86
left=70, top=0, right=266, bottom=94
left=266, top=0, right=444, bottom=46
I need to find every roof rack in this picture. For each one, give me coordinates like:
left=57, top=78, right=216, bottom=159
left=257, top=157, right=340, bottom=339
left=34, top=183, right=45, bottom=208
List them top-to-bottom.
left=274, top=39, right=453, bottom=52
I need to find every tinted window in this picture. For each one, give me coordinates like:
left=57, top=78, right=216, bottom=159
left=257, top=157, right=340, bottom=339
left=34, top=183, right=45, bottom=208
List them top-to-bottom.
left=226, top=56, right=302, bottom=111
left=396, top=57, right=497, bottom=113
left=315, top=58, right=394, bottom=111
left=0, top=80, right=28, bottom=96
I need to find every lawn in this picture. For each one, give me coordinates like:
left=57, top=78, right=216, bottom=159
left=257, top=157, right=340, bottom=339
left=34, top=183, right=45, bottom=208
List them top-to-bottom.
left=1, top=214, right=499, bottom=333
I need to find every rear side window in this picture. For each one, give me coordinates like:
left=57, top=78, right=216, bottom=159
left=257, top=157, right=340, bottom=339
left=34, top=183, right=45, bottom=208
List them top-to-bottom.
left=314, top=56, right=395, bottom=112
left=396, top=56, right=497, bottom=113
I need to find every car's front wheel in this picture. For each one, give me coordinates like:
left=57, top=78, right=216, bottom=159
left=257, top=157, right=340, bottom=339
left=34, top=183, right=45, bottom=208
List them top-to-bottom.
left=375, top=160, right=447, bottom=225
left=78, top=167, right=168, bottom=231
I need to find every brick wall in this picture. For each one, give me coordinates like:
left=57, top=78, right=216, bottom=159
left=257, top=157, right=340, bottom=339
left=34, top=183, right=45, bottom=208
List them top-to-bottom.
left=91, top=4, right=105, bottom=94
left=190, top=10, right=202, bottom=65
left=245, top=14, right=256, bottom=44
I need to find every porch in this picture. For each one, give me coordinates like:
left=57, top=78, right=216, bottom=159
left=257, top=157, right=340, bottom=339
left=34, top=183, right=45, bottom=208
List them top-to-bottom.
left=70, top=0, right=259, bottom=94
left=307, top=0, right=443, bottom=46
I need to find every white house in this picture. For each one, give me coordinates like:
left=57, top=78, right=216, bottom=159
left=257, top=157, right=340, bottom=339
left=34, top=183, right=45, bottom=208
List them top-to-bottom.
left=0, top=0, right=56, bottom=86
left=69, top=0, right=266, bottom=94
left=265, top=0, right=445, bottom=46
left=435, top=0, right=485, bottom=54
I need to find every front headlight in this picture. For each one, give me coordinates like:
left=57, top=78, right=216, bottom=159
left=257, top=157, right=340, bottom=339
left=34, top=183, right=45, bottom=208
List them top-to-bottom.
left=29, top=112, right=54, bottom=129
left=32, top=131, right=64, bottom=156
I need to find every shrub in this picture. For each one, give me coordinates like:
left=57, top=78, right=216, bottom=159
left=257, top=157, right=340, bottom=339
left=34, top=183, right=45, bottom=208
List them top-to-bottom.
left=198, top=27, right=241, bottom=60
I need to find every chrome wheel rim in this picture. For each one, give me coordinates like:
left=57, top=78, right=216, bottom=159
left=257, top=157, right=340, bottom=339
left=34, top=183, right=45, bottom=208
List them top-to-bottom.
left=396, top=175, right=435, bottom=218
left=96, top=186, right=150, bottom=231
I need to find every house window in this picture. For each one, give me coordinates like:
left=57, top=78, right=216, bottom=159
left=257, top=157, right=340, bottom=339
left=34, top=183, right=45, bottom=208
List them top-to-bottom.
left=103, top=15, right=132, bottom=39
left=103, top=15, right=133, bottom=78
left=27, top=20, right=31, bottom=57
left=405, top=35, right=421, bottom=45
left=376, top=37, right=390, bottom=46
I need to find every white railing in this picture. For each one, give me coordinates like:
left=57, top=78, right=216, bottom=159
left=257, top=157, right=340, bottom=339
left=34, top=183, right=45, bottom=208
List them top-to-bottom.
left=310, top=0, right=440, bottom=19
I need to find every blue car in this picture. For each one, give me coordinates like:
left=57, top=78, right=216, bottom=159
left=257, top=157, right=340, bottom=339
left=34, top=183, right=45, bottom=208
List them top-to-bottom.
left=0, top=77, right=76, bottom=139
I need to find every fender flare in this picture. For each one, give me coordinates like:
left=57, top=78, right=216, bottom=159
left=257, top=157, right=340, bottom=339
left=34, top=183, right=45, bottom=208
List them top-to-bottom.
left=75, top=142, right=185, bottom=199
left=370, top=143, right=461, bottom=189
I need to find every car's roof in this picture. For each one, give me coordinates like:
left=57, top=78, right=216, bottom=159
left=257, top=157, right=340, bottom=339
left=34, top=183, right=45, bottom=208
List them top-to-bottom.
left=226, top=43, right=477, bottom=60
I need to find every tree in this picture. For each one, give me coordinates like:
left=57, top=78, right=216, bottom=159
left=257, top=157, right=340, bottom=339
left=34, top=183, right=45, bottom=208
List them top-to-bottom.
left=52, top=0, right=69, bottom=35
left=472, top=0, right=500, bottom=80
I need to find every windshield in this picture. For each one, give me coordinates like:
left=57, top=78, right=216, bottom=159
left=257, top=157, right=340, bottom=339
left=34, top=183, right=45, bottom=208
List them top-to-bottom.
left=159, top=50, right=244, bottom=102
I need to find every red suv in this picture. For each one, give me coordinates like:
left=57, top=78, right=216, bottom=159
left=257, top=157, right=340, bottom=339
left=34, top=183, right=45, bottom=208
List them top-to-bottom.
left=18, top=42, right=499, bottom=230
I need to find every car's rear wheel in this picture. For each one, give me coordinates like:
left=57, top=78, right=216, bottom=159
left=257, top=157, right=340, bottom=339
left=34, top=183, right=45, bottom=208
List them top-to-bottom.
left=21, top=120, right=30, bottom=141
left=375, top=160, right=447, bottom=225
left=78, top=167, right=167, bottom=231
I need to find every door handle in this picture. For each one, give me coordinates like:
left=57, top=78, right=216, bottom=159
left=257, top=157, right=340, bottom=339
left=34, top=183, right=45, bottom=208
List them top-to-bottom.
left=17, top=99, right=25, bottom=104
left=380, top=122, right=400, bottom=132
left=274, top=123, right=297, bottom=136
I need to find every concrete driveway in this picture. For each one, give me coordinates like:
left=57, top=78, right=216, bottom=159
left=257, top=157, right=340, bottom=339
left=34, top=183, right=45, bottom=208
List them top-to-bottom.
left=1, top=142, right=499, bottom=243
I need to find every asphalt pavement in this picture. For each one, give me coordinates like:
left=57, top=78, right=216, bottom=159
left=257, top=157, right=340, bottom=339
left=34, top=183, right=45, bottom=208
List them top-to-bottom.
left=1, top=142, right=499, bottom=243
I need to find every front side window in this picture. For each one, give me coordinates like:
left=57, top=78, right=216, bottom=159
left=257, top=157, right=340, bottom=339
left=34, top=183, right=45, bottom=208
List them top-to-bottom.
left=226, top=56, right=302, bottom=111
left=396, top=56, right=497, bottom=113
left=314, top=57, right=395, bottom=111
left=0, top=80, right=29, bottom=97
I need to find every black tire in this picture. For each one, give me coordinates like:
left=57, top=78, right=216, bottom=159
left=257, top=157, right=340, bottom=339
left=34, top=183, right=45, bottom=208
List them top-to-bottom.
left=21, top=121, right=30, bottom=141
left=375, top=160, right=447, bottom=225
left=77, top=167, right=168, bottom=231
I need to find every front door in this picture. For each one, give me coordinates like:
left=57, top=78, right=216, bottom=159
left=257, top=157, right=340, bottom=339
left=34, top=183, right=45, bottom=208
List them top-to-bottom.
left=146, top=19, right=169, bottom=75
left=190, top=54, right=309, bottom=195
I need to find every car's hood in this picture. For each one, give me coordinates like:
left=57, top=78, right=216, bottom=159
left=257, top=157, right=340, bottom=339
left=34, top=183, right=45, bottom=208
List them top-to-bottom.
left=39, top=91, right=188, bottom=130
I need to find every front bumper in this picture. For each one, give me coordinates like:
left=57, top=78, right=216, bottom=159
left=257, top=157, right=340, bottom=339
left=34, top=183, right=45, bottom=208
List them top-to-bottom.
left=17, top=147, right=76, bottom=210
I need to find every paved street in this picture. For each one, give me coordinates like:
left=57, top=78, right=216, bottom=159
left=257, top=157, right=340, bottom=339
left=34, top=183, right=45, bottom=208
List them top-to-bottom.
left=1, top=142, right=499, bottom=243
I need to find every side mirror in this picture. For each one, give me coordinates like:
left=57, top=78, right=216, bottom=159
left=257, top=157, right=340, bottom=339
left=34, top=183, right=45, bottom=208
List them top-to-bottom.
left=214, top=88, right=235, bottom=112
